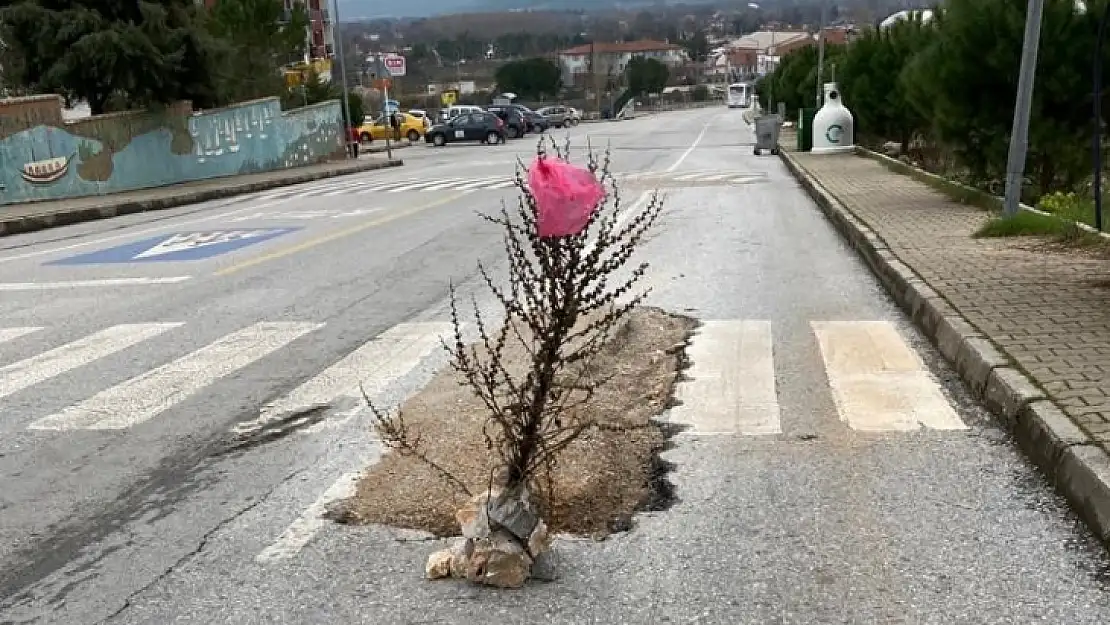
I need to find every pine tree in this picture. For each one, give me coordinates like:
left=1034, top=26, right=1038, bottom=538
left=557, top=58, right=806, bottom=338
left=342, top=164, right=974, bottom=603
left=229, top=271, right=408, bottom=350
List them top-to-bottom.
left=0, top=0, right=219, bottom=114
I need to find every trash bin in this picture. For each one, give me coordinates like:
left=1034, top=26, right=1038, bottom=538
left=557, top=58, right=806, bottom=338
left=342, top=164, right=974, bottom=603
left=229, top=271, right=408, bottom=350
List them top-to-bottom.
left=798, top=108, right=815, bottom=152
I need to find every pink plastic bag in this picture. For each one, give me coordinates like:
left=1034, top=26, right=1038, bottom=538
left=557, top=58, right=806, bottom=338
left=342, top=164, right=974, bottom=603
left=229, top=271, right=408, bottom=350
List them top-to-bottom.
left=528, top=156, right=605, bottom=238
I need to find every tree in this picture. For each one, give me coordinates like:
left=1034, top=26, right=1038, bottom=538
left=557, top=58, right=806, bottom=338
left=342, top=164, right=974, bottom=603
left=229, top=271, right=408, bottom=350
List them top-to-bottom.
left=0, top=0, right=219, bottom=114
left=204, top=0, right=309, bottom=104
left=903, top=0, right=1094, bottom=194
left=838, top=17, right=932, bottom=149
left=683, top=28, right=710, bottom=62
left=757, top=44, right=847, bottom=117
left=494, top=57, right=563, bottom=100
left=626, top=57, right=669, bottom=96
left=344, top=91, right=364, bottom=127
left=370, top=137, right=665, bottom=587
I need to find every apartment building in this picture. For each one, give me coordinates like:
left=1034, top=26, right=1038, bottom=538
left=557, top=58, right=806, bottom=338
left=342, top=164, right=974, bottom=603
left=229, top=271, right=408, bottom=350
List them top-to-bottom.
left=558, top=40, right=688, bottom=87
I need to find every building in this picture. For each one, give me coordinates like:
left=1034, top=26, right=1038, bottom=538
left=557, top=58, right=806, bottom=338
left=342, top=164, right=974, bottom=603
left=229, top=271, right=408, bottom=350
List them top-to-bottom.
left=199, top=0, right=335, bottom=81
left=289, top=0, right=334, bottom=64
left=708, top=27, right=858, bottom=80
left=557, top=40, right=688, bottom=87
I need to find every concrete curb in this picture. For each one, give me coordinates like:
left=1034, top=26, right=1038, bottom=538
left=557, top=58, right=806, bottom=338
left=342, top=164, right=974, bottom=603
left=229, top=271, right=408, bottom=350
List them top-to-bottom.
left=778, top=148, right=1110, bottom=548
left=0, top=159, right=404, bottom=238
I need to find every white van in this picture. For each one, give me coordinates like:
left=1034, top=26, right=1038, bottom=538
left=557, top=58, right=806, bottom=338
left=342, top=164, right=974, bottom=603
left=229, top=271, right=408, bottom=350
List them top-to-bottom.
left=439, top=105, right=483, bottom=123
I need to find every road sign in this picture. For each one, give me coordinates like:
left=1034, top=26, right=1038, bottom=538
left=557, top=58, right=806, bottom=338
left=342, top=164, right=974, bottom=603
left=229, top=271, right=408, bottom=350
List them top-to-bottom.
left=383, top=54, right=406, bottom=77
left=48, top=228, right=300, bottom=265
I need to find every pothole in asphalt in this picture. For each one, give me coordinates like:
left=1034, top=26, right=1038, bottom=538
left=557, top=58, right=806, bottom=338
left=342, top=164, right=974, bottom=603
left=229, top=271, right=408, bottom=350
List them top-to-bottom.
left=324, top=306, right=696, bottom=541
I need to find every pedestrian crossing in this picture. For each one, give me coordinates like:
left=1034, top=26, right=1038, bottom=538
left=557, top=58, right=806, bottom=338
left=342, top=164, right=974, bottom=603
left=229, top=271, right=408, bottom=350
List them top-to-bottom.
left=248, top=168, right=770, bottom=202
left=622, top=169, right=770, bottom=186
left=252, top=175, right=519, bottom=200
left=0, top=317, right=967, bottom=437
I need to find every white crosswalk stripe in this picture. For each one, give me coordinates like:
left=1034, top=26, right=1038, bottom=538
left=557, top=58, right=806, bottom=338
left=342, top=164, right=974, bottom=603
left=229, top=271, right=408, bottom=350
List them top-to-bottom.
left=622, top=168, right=769, bottom=185
left=253, top=175, right=517, bottom=200
left=1, top=317, right=966, bottom=438
left=671, top=320, right=781, bottom=436
left=811, top=320, right=968, bottom=431
left=239, top=321, right=453, bottom=432
left=28, top=322, right=321, bottom=431
left=0, top=323, right=182, bottom=401
left=0, top=327, right=41, bottom=345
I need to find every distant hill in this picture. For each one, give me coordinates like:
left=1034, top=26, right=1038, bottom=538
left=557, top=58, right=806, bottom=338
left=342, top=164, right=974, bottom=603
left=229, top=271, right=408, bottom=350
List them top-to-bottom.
left=337, top=0, right=719, bottom=20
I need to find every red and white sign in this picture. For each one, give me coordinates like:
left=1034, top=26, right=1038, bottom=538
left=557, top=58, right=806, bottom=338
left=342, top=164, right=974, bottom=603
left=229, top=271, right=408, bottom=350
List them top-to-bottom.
left=383, top=54, right=406, bottom=77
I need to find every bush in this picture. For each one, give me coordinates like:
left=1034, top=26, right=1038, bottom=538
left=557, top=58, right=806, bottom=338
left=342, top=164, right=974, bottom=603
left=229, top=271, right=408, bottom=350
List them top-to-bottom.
left=763, top=0, right=1106, bottom=200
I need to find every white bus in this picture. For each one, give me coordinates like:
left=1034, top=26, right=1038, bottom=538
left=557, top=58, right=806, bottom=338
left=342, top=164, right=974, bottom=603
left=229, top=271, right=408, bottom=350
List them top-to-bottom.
left=727, top=82, right=753, bottom=109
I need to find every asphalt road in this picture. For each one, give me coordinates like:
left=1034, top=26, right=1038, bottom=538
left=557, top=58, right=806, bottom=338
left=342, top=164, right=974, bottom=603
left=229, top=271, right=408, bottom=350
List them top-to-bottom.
left=1, top=107, right=1108, bottom=624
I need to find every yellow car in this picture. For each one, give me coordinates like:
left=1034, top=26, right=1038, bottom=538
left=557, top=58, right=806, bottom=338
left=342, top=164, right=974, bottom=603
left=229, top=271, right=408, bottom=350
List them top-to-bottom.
left=358, top=113, right=425, bottom=143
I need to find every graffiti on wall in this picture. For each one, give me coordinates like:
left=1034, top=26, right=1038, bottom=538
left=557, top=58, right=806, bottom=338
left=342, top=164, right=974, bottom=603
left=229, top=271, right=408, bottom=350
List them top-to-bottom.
left=0, top=96, right=345, bottom=206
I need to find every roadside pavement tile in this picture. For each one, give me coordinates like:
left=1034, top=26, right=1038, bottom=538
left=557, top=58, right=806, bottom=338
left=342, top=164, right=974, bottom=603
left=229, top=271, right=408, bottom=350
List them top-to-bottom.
left=794, top=152, right=1110, bottom=450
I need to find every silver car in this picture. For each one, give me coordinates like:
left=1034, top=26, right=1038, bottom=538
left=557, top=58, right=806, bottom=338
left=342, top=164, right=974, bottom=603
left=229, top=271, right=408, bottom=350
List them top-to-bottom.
left=536, top=105, right=580, bottom=128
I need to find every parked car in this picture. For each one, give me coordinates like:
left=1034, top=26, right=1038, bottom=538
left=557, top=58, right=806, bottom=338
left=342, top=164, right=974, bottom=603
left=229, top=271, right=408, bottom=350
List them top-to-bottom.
left=497, top=103, right=548, bottom=133
left=438, top=104, right=484, bottom=124
left=536, top=105, right=580, bottom=128
left=484, top=106, right=529, bottom=139
left=406, top=109, right=432, bottom=131
left=357, top=112, right=425, bottom=143
left=424, top=112, right=506, bottom=147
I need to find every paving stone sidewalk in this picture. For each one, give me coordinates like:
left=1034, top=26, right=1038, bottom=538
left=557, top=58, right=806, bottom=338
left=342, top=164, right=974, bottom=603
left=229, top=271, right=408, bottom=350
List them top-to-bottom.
left=786, top=146, right=1110, bottom=449
left=0, top=147, right=406, bottom=237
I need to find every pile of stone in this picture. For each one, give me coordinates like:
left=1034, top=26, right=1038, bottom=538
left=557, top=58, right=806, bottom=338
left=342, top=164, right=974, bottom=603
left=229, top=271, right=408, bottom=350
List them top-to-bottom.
left=425, top=483, right=555, bottom=588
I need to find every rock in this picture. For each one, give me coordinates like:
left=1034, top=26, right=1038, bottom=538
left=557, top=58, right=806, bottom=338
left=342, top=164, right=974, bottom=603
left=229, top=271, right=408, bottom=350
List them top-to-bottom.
left=882, top=141, right=902, bottom=157
left=487, top=488, right=540, bottom=542
left=456, top=493, right=494, bottom=540
left=527, top=519, right=551, bottom=556
left=466, top=529, right=533, bottom=588
left=450, top=539, right=473, bottom=579
left=425, top=548, right=455, bottom=579
left=530, top=548, right=560, bottom=582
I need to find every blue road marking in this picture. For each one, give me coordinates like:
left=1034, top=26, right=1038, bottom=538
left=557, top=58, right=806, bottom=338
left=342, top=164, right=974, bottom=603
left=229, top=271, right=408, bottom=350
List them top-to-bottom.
left=47, top=228, right=300, bottom=265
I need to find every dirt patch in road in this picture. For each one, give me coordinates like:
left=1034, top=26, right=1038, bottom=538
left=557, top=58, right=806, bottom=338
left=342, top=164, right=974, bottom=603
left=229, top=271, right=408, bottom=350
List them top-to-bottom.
left=329, top=306, right=697, bottom=538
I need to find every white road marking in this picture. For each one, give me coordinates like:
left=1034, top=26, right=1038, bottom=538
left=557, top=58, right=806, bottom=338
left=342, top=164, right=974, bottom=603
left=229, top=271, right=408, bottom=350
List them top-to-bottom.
left=666, top=117, right=715, bottom=172
left=674, top=172, right=705, bottom=181
left=453, top=177, right=509, bottom=191
left=413, top=178, right=467, bottom=192
left=317, top=179, right=396, bottom=196
left=385, top=182, right=434, bottom=193
left=0, top=277, right=192, bottom=291
left=670, top=320, right=781, bottom=436
left=811, top=320, right=967, bottom=432
left=28, top=322, right=322, bottom=431
left=248, top=322, right=453, bottom=427
left=0, top=323, right=182, bottom=401
left=0, top=327, right=42, bottom=345
left=255, top=470, right=364, bottom=563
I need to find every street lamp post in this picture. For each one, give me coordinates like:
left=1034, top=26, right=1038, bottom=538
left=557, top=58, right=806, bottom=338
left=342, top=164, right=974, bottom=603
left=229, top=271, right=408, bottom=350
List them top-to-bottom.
left=330, top=0, right=354, bottom=160
left=816, top=0, right=828, bottom=107
left=1002, top=0, right=1046, bottom=217
left=1092, top=1, right=1109, bottom=231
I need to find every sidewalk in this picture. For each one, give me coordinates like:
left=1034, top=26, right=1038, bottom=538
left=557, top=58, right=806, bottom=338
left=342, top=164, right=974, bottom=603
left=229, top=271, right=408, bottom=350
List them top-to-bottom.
left=777, top=134, right=1110, bottom=545
left=0, top=148, right=407, bottom=238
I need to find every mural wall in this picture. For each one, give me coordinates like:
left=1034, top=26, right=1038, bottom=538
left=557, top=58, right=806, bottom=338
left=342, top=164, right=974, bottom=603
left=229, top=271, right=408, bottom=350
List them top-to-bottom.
left=0, top=95, right=346, bottom=206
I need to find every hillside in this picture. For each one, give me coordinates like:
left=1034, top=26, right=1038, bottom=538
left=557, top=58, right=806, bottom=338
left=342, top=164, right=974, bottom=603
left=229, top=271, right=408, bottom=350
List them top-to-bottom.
left=339, top=0, right=721, bottom=20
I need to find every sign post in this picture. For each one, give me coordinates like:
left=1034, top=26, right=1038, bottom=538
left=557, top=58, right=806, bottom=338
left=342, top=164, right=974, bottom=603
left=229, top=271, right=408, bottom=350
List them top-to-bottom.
left=383, top=54, right=406, bottom=78
left=381, top=55, right=406, bottom=160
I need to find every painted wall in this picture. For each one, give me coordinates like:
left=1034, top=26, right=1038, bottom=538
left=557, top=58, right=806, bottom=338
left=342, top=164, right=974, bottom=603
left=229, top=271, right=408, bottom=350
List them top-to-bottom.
left=0, top=95, right=346, bottom=206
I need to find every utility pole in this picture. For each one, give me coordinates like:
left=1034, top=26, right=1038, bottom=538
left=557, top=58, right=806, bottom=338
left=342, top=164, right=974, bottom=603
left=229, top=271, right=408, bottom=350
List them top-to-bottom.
left=330, top=0, right=354, bottom=159
left=816, top=0, right=827, bottom=107
left=1003, top=0, right=1046, bottom=217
